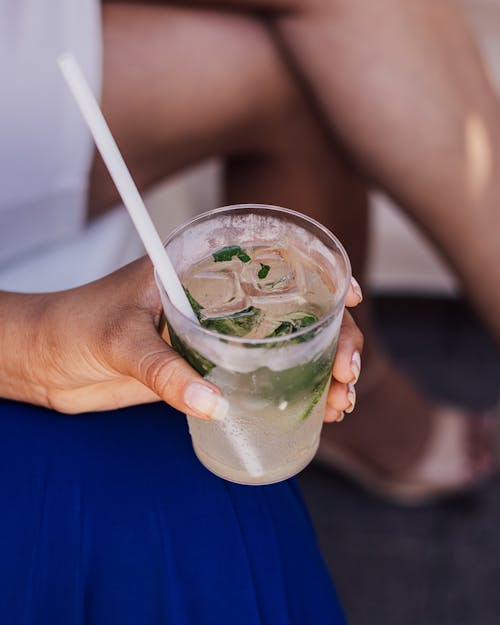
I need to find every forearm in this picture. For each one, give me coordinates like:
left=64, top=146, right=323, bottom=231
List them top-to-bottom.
left=0, top=290, right=50, bottom=405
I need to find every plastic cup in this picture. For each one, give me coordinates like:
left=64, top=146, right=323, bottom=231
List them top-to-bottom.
left=156, top=204, right=351, bottom=485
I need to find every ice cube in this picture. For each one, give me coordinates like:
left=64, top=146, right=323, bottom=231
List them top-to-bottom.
left=240, top=248, right=305, bottom=297
left=186, top=270, right=249, bottom=318
left=249, top=292, right=307, bottom=312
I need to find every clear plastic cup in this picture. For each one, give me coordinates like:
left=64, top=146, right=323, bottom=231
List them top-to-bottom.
left=156, top=204, right=351, bottom=485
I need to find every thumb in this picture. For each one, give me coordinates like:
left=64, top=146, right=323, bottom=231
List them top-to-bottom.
left=122, top=332, right=228, bottom=422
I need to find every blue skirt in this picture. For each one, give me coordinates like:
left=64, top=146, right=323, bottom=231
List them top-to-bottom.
left=0, top=400, right=346, bottom=625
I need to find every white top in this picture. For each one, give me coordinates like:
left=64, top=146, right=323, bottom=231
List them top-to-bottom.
left=0, top=0, right=144, bottom=292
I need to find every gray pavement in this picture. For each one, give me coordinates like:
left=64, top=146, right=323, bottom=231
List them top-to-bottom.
left=299, top=297, right=500, bottom=625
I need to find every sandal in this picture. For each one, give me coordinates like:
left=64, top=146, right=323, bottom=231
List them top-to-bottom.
left=316, top=406, right=497, bottom=506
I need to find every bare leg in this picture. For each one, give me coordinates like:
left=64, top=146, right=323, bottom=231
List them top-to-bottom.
left=98, top=0, right=500, bottom=345
left=186, top=0, right=500, bottom=344
left=279, top=0, right=500, bottom=342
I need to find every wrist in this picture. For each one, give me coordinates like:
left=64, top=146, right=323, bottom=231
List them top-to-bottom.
left=0, top=291, right=54, bottom=406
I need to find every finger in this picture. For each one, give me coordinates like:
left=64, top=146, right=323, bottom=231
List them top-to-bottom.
left=345, top=276, right=363, bottom=308
left=331, top=309, right=364, bottom=384
left=116, top=333, right=229, bottom=422
left=326, top=379, right=356, bottom=414
left=324, top=406, right=345, bottom=423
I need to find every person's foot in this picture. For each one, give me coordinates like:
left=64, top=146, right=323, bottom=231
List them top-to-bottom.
left=316, top=358, right=497, bottom=505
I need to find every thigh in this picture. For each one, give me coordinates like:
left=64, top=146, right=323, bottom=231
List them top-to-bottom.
left=89, top=2, right=297, bottom=215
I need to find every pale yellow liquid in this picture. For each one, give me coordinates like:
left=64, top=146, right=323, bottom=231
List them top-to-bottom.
left=188, top=376, right=331, bottom=485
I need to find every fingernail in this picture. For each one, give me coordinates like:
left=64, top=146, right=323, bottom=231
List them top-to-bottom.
left=351, top=277, right=363, bottom=302
left=351, top=350, right=361, bottom=384
left=345, top=383, right=356, bottom=414
left=184, top=384, right=228, bottom=421
left=337, top=411, right=345, bottom=422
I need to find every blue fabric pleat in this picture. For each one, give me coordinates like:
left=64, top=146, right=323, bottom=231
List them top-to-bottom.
left=0, top=399, right=347, bottom=625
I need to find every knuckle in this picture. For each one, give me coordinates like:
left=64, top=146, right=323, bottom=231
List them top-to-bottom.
left=340, top=311, right=354, bottom=334
left=340, top=314, right=363, bottom=349
left=355, top=326, right=365, bottom=351
left=138, top=349, right=180, bottom=397
left=45, top=388, right=78, bottom=415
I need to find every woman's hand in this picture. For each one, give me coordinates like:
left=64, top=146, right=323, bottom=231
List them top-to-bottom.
left=0, top=257, right=363, bottom=421
left=2, top=257, right=227, bottom=420
left=324, top=277, right=364, bottom=423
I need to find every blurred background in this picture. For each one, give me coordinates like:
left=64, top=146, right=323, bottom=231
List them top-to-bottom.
left=146, top=0, right=497, bottom=299
left=145, top=1, right=500, bottom=624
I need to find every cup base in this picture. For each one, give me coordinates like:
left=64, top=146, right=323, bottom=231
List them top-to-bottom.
left=192, top=439, right=320, bottom=486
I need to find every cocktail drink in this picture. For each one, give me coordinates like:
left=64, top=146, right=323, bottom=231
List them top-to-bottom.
left=157, top=205, right=351, bottom=485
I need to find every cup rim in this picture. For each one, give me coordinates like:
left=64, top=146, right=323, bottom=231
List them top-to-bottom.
left=155, top=203, right=352, bottom=346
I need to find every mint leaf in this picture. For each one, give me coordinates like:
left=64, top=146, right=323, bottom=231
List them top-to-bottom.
left=212, top=245, right=251, bottom=263
left=237, top=251, right=251, bottom=263
left=258, top=263, right=270, bottom=279
left=183, top=286, right=260, bottom=337
left=183, top=287, right=203, bottom=319
left=201, top=306, right=261, bottom=337
left=267, top=311, right=318, bottom=338
left=167, top=322, right=215, bottom=376
left=258, top=355, right=331, bottom=402
left=299, top=368, right=331, bottom=421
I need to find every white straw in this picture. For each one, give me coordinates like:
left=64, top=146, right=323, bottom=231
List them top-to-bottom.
left=58, top=53, right=197, bottom=323
left=222, top=415, right=264, bottom=479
